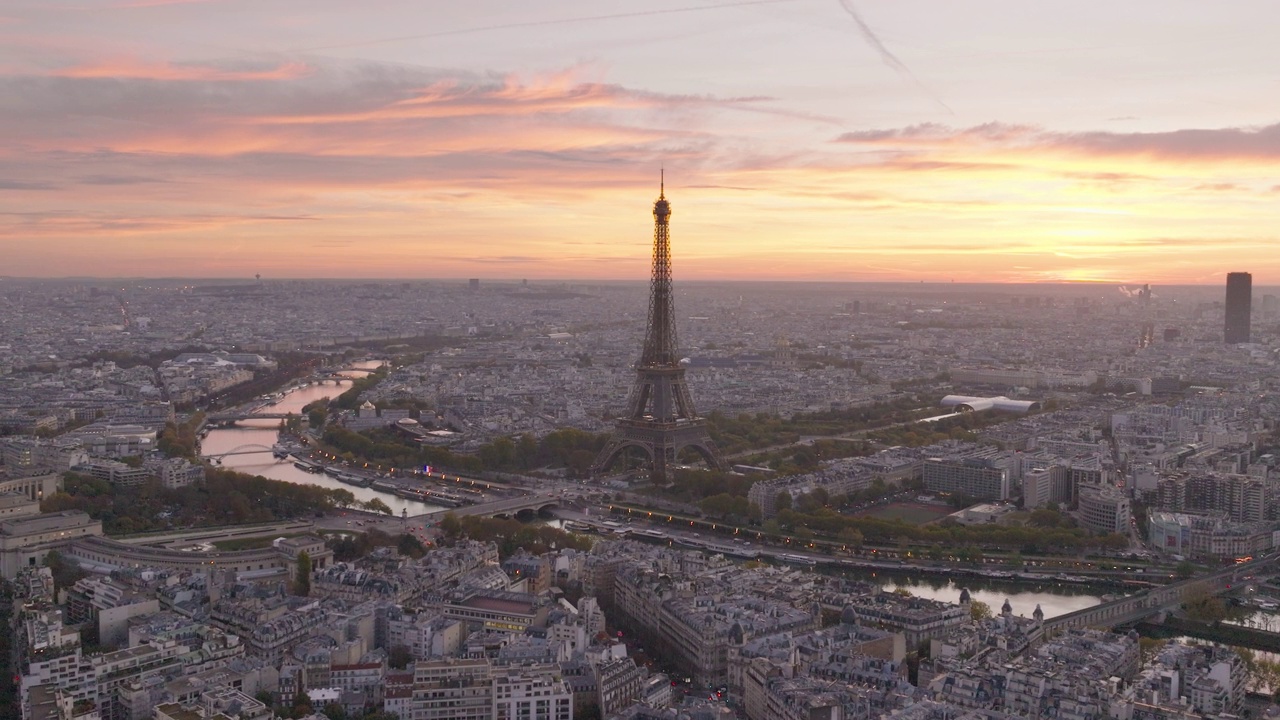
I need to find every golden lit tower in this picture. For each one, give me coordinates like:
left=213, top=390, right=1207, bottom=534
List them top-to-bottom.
left=592, top=175, right=725, bottom=483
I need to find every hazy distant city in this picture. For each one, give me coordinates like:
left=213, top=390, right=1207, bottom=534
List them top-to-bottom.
left=7, top=1, right=1280, bottom=720
left=4, top=266, right=1280, bottom=720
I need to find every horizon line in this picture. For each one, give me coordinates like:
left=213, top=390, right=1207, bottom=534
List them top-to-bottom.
left=0, top=275, right=1268, bottom=288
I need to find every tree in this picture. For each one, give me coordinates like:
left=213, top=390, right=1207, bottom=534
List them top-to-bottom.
left=567, top=450, right=596, bottom=479
left=775, top=491, right=793, bottom=513
left=363, top=498, right=393, bottom=515
left=1028, top=508, right=1065, bottom=528
left=439, top=512, right=463, bottom=544
left=838, top=527, right=864, bottom=549
left=396, top=533, right=427, bottom=559
left=959, top=546, right=984, bottom=565
left=43, top=550, right=87, bottom=594
left=294, top=551, right=312, bottom=597
left=1176, top=560, right=1196, bottom=579
left=1182, top=582, right=1226, bottom=624
left=970, top=600, right=993, bottom=621
left=1138, top=637, right=1167, bottom=664
left=388, top=644, right=413, bottom=670
left=292, top=690, right=314, bottom=718
left=321, top=704, right=346, bottom=720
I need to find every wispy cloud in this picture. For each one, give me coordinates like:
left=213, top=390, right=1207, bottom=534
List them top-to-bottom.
left=112, top=0, right=221, bottom=8
left=298, top=0, right=798, bottom=52
left=833, top=1, right=951, bottom=114
left=2, top=46, right=1278, bottom=282
left=53, top=57, right=311, bottom=82
left=836, top=121, right=1280, bottom=162
left=0, top=180, right=54, bottom=190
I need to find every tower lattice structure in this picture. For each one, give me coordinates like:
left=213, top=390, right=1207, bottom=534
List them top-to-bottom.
left=592, top=177, right=725, bottom=483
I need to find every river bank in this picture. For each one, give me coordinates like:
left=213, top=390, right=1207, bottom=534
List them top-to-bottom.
left=199, top=361, right=448, bottom=516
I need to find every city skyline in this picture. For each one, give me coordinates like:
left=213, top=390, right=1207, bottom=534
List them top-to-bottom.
left=4, top=1, right=1280, bottom=282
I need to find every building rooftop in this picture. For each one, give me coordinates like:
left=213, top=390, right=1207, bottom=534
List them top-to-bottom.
left=0, top=510, right=98, bottom=536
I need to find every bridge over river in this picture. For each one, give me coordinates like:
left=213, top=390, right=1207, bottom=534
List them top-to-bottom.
left=206, top=411, right=294, bottom=423
left=416, top=493, right=564, bottom=521
left=1040, top=552, right=1279, bottom=636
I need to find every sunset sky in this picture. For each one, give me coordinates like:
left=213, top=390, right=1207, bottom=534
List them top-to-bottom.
left=3, top=0, right=1279, bottom=283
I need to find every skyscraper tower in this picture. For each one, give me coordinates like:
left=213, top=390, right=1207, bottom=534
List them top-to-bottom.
left=592, top=176, right=725, bottom=483
left=1224, top=272, right=1252, bottom=344
left=1138, top=283, right=1155, bottom=349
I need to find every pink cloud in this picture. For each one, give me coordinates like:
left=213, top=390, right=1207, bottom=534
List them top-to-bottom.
left=112, top=0, right=221, bottom=7
left=54, top=57, right=310, bottom=82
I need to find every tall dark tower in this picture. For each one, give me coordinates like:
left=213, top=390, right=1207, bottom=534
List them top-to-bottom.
left=592, top=176, right=725, bottom=483
left=1224, top=272, right=1252, bottom=344
left=1138, top=283, right=1155, bottom=349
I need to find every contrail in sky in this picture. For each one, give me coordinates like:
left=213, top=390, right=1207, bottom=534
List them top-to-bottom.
left=300, top=0, right=800, bottom=52
left=835, top=0, right=953, bottom=114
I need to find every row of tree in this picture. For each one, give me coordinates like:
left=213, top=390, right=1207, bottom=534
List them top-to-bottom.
left=201, top=352, right=320, bottom=412
left=333, top=368, right=390, bottom=410
left=703, top=396, right=930, bottom=454
left=156, top=412, right=204, bottom=459
left=321, top=426, right=608, bottom=477
left=323, top=426, right=485, bottom=474
left=43, top=469, right=360, bottom=535
left=762, top=506, right=1129, bottom=554
left=437, top=513, right=592, bottom=559
left=328, top=528, right=427, bottom=562
left=0, top=578, right=19, bottom=720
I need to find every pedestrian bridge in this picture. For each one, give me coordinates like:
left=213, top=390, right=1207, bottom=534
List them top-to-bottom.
left=206, top=411, right=294, bottom=423
left=205, top=443, right=278, bottom=460
left=1041, top=553, right=1277, bottom=635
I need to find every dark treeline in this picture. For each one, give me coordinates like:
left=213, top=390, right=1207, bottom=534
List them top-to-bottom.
left=201, top=352, right=322, bottom=411
left=333, top=368, right=390, bottom=410
left=704, top=396, right=930, bottom=454
left=157, top=412, right=204, bottom=460
left=322, top=426, right=607, bottom=477
left=42, top=469, right=357, bottom=535
left=766, top=505, right=1129, bottom=554
left=438, top=514, right=592, bottom=559
left=328, top=528, right=427, bottom=562
left=0, top=582, right=17, bottom=720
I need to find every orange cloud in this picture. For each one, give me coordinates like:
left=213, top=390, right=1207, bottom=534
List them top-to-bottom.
left=5, top=57, right=1280, bottom=282
left=54, top=57, right=310, bottom=82
left=260, top=76, right=760, bottom=127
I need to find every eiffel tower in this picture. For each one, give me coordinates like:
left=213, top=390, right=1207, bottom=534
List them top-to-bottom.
left=592, top=175, right=725, bottom=483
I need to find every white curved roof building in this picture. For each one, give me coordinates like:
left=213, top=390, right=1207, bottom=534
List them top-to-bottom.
left=941, top=395, right=1040, bottom=414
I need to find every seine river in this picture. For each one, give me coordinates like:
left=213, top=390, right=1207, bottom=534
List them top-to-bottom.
left=199, top=361, right=446, bottom=516
left=199, top=364, right=1103, bottom=617
left=873, top=574, right=1104, bottom=620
